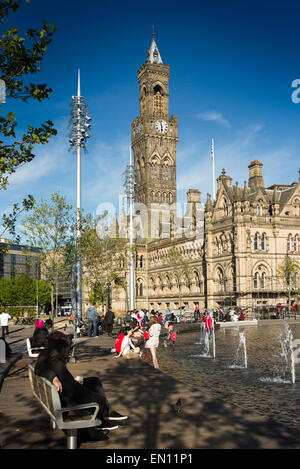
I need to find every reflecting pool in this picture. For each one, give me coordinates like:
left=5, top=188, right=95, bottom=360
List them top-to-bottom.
left=156, top=322, right=300, bottom=429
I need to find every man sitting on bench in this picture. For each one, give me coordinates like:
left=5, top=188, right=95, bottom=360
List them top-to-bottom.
left=34, top=331, right=128, bottom=440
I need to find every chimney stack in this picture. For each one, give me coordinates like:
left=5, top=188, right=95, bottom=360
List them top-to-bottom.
left=248, top=160, right=264, bottom=190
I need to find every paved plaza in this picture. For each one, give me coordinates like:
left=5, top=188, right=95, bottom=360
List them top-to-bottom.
left=0, top=320, right=299, bottom=450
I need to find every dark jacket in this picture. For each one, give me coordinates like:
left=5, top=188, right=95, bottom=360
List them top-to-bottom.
left=104, top=310, right=115, bottom=325
left=31, top=327, right=49, bottom=348
left=34, top=333, right=109, bottom=417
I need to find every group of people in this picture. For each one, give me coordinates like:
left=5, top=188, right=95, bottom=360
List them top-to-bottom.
left=69, top=304, right=179, bottom=369
left=194, top=307, right=246, bottom=323
left=113, top=310, right=163, bottom=369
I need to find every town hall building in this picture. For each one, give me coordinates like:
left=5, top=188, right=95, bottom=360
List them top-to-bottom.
left=86, top=35, right=300, bottom=317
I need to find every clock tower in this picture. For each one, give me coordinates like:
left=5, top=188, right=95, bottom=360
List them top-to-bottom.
left=131, top=33, right=178, bottom=239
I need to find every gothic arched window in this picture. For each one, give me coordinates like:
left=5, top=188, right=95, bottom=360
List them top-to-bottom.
left=153, top=85, right=163, bottom=114
left=140, top=86, right=147, bottom=114
left=151, top=160, right=158, bottom=179
left=162, top=163, right=169, bottom=181
left=223, top=198, right=229, bottom=216
left=294, top=199, right=300, bottom=216
left=254, top=233, right=259, bottom=251
left=261, top=233, right=266, bottom=251
left=287, top=234, right=292, bottom=252
left=295, top=235, right=299, bottom=253
left=217, top=267, right=226, bottom=292
left=194, top=271, right=201, bottom=292
left=254, top=272, right=259, bottom=289
left=261, top=272, right=266, bottom=289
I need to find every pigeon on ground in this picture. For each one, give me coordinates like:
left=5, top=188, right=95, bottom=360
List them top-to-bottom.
left=171, top=398, right=183, bottom=414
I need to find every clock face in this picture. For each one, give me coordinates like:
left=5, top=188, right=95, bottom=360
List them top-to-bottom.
left=155, top=119, right=168, bottom=134
left=135, top=122, right=141, bottom=136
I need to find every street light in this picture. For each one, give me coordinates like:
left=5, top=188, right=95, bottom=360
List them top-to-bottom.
left=68, top=69, right=91, bottom=326
left=123, top=146, right=136, bottom=311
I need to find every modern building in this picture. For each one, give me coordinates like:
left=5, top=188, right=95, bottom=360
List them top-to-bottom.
left=0, top=238, right=41, bottom=279
left=0, top=238, right=72, bottom=310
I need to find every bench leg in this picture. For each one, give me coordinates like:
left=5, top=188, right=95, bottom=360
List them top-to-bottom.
left=67, top=429, right=78, bottom=449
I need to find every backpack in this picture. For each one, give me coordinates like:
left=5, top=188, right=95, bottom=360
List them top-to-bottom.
left=115, top=334, right=125, bottom=354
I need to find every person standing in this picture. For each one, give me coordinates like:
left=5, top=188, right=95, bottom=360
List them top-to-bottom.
left=85, top=303, right=98, bottom=338
left=194, top=306, right=200, bottom=322
left=104, top=310, right=115, bottom=336
left=0, top=311, right=11, bottom=339
left=145, top=315, right=161, bottom=369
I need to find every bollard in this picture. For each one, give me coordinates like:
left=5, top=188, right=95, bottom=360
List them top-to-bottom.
left=0, top=339, right=6, bottom=363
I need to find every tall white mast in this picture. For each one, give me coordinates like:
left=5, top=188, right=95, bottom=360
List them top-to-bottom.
left=69, top=70, right=92, bottom=321
left=76, top=70, right=82, bottom=321
left=124, top=145, right=136, bottom=311
left=129, top=146, right=135, bottom=311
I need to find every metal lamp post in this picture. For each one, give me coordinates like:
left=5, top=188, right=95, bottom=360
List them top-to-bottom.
left=69, top=69, right=91, bottom=325
left=123, top=146, right=136, bottom=311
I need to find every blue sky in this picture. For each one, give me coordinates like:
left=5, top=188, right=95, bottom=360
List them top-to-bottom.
left=2, top=0, right=300, bottom=237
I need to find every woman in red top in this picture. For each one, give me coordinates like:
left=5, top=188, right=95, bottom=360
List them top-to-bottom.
left=115, top=329, right=125, bottom=355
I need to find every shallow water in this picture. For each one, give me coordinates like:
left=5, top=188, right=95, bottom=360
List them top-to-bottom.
left=156, top=322, right=300, bottom=429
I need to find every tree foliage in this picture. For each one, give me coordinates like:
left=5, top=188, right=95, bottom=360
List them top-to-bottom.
left=0, top=0, right=57, bottom=249
left=21, top=193, right=76, bottom=316
left=78, top=213, right=128, bottom=309
left=277, top=255, right=300, bottom=311
left=0, top=273, right=51, bottom=306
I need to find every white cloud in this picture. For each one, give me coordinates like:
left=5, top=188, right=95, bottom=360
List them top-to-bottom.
left=196, top=111, right=231, bottom=128
left=7, top=121, right=69, bottom=187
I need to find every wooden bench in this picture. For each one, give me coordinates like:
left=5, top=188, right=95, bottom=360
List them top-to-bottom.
left=28, top=364, right=102, bottom=449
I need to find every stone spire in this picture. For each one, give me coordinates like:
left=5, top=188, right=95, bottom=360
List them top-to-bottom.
left=147, top=27, right=163, bottom=64
left=242, top=180, right=249, bottom=201
left=233, top=182, right=241, bottom=202
left=205, top=193, right=213, bottom=212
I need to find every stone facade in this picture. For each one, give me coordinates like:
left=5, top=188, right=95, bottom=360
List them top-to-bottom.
left=87, top=37, right=300, bottom=316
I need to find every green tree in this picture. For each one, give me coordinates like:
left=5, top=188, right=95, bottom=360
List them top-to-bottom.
left=0, top=0, right=57, bottom=251
left=21, top=193, right=76, bottom=318
left=78, top=213, right=128, bottom=312
left=277, top=255, right=300, bottom=314
left=0, top=273, right=51, bottom=306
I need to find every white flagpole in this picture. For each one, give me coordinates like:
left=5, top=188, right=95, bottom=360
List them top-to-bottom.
left=211, top=138, right=216, bottom=202
left=129, top=145, right=135, bottom=311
